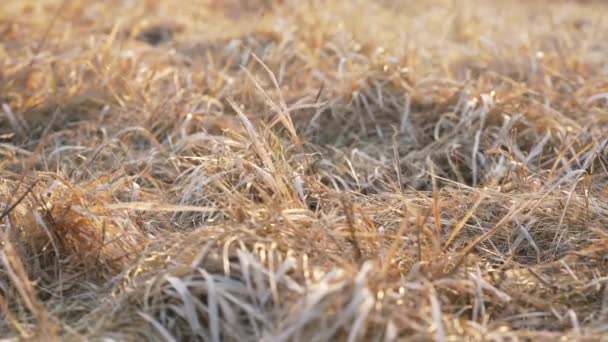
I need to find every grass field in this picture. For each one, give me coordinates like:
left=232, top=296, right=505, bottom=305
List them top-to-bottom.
left=2, top=0, right=608, bottom=340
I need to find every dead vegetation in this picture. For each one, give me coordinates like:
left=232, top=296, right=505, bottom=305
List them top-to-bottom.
left=1, top=0, right=608, bottom=340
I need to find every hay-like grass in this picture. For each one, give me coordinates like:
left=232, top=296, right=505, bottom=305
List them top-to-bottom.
left=2, top=0, right=608, bottom=340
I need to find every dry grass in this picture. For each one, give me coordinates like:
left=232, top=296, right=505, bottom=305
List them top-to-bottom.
left=2, top=0, right=608, bottom=340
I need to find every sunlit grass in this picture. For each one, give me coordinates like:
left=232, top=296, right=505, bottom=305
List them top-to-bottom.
left=1, top=0, right=608, bottom=340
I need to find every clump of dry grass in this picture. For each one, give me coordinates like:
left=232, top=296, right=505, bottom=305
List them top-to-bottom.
left=2, top=0, right=608, bottom=340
